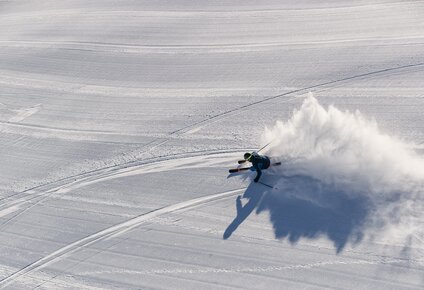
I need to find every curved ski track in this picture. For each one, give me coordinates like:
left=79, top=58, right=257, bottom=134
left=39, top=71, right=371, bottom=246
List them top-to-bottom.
left=0, top=149, right=244, bottom=227
left=0, top=149, right=248, bottom=287
left=0, top=187, right=245, bottom=288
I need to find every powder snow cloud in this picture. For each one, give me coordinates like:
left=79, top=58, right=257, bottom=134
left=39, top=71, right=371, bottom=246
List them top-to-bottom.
left=258, top=94, right=424, bottom=251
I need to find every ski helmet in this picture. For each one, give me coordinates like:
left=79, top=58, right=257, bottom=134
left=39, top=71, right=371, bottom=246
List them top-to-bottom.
left=244, top=152, right=252, bottom=160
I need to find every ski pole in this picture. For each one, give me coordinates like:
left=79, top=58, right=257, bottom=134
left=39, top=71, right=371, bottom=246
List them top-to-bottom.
left=257, top=140, right=273, bottom=153
left=258, top=181, right=274, bottom=189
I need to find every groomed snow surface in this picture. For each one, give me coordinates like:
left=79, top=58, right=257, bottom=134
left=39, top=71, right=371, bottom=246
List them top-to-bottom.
left=1, top=1, right=424, bottom=289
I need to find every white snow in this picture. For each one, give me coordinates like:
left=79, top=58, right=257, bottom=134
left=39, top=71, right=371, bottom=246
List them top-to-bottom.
left=0, top=0, right=423, bottom=289
left=259, top=94, right=424, bottom=252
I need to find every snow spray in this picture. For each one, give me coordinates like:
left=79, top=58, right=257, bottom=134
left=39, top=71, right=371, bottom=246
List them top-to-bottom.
left=260, top=93, right=424, bottom=251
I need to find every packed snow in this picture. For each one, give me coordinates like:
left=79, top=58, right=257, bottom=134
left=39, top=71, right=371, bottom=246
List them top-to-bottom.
left=0, top=0, right=423, bottom=289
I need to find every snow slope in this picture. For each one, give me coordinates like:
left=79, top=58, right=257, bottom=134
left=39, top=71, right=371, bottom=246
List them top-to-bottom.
left=0, top=0, right=423, bottom=288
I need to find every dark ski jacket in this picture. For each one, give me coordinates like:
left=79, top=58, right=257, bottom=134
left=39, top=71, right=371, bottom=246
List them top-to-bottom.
left=248, top=152, right=270, bottom=182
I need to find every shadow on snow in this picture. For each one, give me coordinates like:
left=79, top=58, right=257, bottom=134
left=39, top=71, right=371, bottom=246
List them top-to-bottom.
left=224, top=174, right=372, bottom=253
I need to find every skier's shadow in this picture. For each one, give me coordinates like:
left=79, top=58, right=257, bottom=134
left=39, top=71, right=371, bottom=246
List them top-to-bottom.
left=224, top=175, right=372, bottom=253
left=223, top=184, right=264, bottom=240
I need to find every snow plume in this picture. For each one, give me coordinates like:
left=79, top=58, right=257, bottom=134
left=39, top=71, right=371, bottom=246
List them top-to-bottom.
left=258, top=93, right=424, bottom=253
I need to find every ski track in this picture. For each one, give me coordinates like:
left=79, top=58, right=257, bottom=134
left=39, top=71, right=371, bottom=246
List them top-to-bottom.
left=1, top=1, right=423, bottom=17
left=2, top=35, right=424, bottom=53
left=1, top=61, right=423, bottom=141
left=170, top=61, right=424, bottom=135
left=7, top=104, right=41, bottom=123
left=0, top=120, right=117, bottom=135
left=0, top=149, right=243, bottom=227
left=0, top=149, right=244, bottom=287
left=0, top=149, right=246, bottom=287
left=0, top=188, right=245, bottom=288
left=78, top=258, right=405, bottom=277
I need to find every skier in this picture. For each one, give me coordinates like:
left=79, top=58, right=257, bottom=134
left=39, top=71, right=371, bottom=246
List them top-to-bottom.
left=243, top=152, right=271, bottom=183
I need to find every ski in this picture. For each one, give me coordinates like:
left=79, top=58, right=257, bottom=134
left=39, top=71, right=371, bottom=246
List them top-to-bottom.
left=238, top=159, right=247, bottom=164
left=228, top=162, right=281, bottom=173
left=229, top=167, right=250, bottom=173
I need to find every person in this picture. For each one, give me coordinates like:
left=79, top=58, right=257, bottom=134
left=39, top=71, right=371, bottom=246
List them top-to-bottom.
left=244, top=152, right=271, bottom=183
